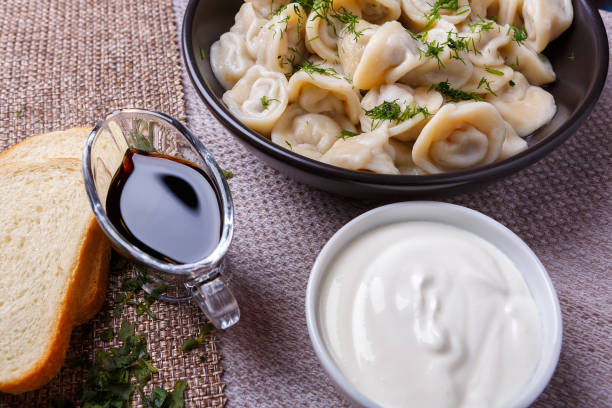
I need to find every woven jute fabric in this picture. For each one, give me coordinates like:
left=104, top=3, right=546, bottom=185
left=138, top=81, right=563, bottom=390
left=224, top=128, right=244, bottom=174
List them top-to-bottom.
left=173, top=0, right=612, bottom=405
left=0, top=1, right=225, bottom=407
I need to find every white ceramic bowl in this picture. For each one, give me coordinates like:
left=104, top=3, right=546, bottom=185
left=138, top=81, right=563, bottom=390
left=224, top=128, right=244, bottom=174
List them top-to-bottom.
left=305, top=201, right=562, bottom=408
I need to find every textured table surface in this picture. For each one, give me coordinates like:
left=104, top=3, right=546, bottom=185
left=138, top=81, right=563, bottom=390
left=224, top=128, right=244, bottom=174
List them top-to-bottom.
left=173, top=1, right=611, bottom=406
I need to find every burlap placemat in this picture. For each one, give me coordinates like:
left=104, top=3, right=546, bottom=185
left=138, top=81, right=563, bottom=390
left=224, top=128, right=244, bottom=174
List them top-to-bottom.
left=173, top=0, right=611, bottom=405
left=0, top=1, right=225, bottom=406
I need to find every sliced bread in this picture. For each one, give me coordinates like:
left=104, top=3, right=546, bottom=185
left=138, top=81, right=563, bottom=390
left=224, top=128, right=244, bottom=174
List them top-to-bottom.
left=0, top=127, right=110, bottom=325
left=0, top=159, right=101, bottom=393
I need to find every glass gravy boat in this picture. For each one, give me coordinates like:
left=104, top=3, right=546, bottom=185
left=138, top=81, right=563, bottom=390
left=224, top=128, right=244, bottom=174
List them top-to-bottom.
left=82, top=108, right=239, bottom=329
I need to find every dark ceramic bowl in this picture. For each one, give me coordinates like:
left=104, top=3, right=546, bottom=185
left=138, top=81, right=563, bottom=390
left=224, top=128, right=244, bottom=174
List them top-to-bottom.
left=182, top=0, right=608, bottom=198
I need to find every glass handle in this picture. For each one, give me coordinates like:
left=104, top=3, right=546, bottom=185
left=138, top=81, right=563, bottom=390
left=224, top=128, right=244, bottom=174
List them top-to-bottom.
left=189, top=275, right=240, bottom=329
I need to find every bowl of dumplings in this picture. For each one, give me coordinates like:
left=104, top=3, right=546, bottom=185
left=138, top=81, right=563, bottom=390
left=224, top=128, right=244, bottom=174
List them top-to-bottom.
left=182, top=0, right=608, bottom=197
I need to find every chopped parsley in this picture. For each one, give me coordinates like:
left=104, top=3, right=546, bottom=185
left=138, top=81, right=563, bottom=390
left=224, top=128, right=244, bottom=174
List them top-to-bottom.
left=507, top=25, right=528, bottom=46
left=484, top=67, right=504, bottom=76
left=430, top=81, right=484, bottom=102
left=260, top=96, right=279, bottom=110
left=364, top=100, right=431, bottom=130
left=338, top=129, right=359, bottom=139
left=77, top=320, right=187, bottom=408
left=181, top=324, right=216, bottom=352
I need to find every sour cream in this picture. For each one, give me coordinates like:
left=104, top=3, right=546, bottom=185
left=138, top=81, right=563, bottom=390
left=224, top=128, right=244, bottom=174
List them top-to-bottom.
left=319, top=221, right=542, bottom=408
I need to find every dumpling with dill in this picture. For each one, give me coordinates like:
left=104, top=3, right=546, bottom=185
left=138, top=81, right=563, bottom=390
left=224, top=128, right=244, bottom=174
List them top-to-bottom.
left=209, top=0, right=572, bottom=174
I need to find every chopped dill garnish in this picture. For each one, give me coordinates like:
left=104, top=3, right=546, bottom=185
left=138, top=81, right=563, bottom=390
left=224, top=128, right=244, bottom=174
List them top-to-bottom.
left=425, top=0, right=468, bottom=29
left=425, top=0, right=458, bottom=29
left=330, top=7, right=365, bottom=40
left=468, top=19, right=494, bottom=34
left=507, top=25, right=528, bottom=46
left=444, top=31, right=478, bottom=62
left=307, top=35, right=319, bottom=42
left=420, top=39, right=446, bottom=69
left=199, top=46, right=206, bottom=60
left=284, top=47, right=345, bottom=80
left=508, top=55, right=520, bottom=70
left=485, top=67, right=504, bottom=76
left=477, top=77, right=497, bottom=96
left=509, top=80, right=516, bottom=87
left=430, top=81, right=484, bottom=102
left=260, top=96, right=279, bottom=110
left=364, top=100, right=431, bottom=130
left=16, top=108, right=24, bottom=119
left=338, top=129, right=359, bottom=139
left=285, top=140, right=293, bottom=150
left=220, top=169, right=234, bottom=180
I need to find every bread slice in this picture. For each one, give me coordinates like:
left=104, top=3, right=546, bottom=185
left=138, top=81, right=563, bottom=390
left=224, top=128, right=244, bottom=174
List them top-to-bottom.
left=0, top=127, right=110, bottom=325
left=0, top=127, right=91, bottom=162
left=0, top=159, right=102, bottom=393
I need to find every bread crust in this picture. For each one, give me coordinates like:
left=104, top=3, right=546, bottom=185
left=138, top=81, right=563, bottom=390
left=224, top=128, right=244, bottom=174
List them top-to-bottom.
left=0, top=127, right=92, bottom=162
left=0, top=159, right=109, bottom=394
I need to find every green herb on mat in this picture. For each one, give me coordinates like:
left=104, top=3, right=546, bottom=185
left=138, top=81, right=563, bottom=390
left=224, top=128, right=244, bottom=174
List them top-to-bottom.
left=16, top=109, right=24, bottom=119
left=220, top=168, right=234, bottom=180
left=75, top=320, right=187, bottom=408
left=181, top=323, right=215, bottom=352
left=100, top=327, right=115, bottom=342
left=51, top=396, right=75, bottom=408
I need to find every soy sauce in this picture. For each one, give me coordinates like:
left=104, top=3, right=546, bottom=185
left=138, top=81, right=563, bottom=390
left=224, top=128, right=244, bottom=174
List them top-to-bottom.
left=106, top=149, right=221, bottom=264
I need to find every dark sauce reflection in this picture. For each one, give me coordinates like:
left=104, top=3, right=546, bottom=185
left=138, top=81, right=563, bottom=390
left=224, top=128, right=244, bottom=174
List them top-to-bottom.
left=106, top=149, right=221, bottom=264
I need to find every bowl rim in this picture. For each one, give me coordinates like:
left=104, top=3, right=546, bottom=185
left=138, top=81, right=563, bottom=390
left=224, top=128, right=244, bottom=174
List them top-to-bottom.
left=181, top=0, right=608, bottom=186
left=304, top=201, right=563, bottom=408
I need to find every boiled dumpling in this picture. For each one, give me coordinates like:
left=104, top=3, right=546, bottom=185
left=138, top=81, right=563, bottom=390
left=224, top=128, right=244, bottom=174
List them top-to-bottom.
left=246, top=0, right=290, bottom=18
left=355, top=0, right=401, bottom=24
left=522, top=0, right=573, bottom=52
left=230, top=3, right=268, bottom=59
left=256, top=3, right=308, bottom=75
left=338, top=20, right=379, bottom=80
left=400, top=20, right=474, bottom=89
left=351, top=21, right=423, bottom=90
left=461, top=21, right=511, bottom=67
left=210, top=32, right=255, bottom=90
left=500, top=39, right=556, bottom=85
left=288, top=61, right=362, bottom=123
left=222, top=65, right=289, bottom=135
left=461, top=65, right=515, bottom=95
left=486, top=71, right=556, bottom=136
left=360, top=84, right=443, bottom=141
left=412, top=101, right=506, bottom=173
left=271, top=104, right=357, bottom=160
left=500, top=121, right=528, bottom=160
left=321, top=128, right=399, bottom=174
left=387, top=139, right=426, bottom=174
